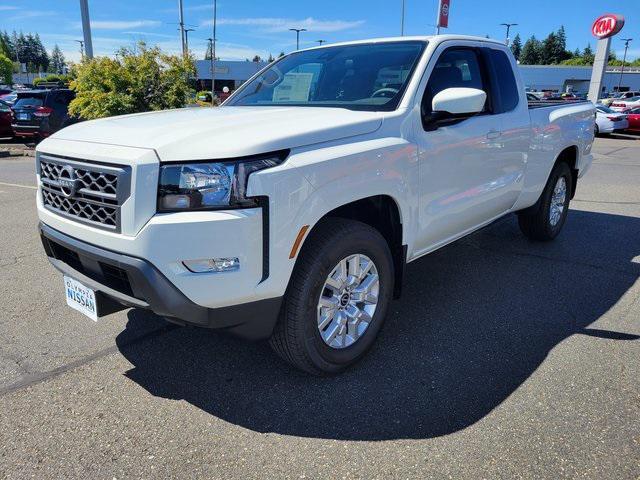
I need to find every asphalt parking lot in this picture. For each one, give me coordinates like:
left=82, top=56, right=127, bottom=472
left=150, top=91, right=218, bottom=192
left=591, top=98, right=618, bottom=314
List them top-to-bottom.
left=0, top=136, right=639, bottom=479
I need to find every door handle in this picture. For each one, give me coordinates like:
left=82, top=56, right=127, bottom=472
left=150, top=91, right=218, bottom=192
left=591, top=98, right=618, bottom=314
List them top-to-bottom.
left=486, top=130, right=502, bottom=140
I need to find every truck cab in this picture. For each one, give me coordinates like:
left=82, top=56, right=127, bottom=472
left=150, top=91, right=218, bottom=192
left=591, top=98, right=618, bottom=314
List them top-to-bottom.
left=36, top=35, right=594, bottom=374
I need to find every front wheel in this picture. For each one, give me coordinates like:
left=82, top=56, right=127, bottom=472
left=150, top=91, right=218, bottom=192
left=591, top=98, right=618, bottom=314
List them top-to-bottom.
left=518, top=162, right=572, bottom=241
left=269, top=218, right=394, bottom=375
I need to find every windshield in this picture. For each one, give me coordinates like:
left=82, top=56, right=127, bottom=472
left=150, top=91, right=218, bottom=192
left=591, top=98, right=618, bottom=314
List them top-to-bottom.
left=227, top=41, right=426, bottom=111
left=14, top=95, right=44, bottom=109
left=597, top=105, right=615, bottom=113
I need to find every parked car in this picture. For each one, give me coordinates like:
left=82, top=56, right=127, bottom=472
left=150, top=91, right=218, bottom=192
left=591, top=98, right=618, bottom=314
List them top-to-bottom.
left=35, top=35, right=594, bottom=374
left=10, top=88, right=76, bottom=140
left=603, top=91, right=640, bottom=107
left=0, top=92, right=18, bottom=105
left=610, top=96, right=640, bottom=112
left=0, top=99, right=13, bottom=138
left=595, top=105, right=628, bottom=135
left=624, top=107, right=640, bottom=132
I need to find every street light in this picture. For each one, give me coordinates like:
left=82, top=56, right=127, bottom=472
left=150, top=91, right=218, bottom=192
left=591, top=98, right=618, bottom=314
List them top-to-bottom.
left=400, top=0, right=405, bottom=36
left=500, top=23, right=518, bottom=46
left=184, top=28, right=195, bottom=53
left=289, top=28, right=307, bottom=50
left=618, top=38, right=633, bottom=93
left=74, top=39, right=85, bottom=58
left=316, top=40, right=326, bottom=46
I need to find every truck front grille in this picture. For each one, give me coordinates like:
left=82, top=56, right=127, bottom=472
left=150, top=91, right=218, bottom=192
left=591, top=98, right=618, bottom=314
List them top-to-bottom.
left=38, top=154, right=131, bottom=232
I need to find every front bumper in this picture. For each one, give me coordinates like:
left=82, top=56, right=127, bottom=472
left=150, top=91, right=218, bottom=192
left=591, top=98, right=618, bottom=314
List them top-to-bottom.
left=40, top=223, right=282, bottom=340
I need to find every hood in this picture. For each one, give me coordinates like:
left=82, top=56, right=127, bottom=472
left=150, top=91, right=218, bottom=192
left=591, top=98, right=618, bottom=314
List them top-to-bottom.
left=52, top=106, right=384, bottom=160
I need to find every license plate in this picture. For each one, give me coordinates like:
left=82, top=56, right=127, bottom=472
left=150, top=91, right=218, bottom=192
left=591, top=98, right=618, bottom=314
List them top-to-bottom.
left=18, top=113, right=29, bottom=121
left=64, top=275, right=98, bottom=321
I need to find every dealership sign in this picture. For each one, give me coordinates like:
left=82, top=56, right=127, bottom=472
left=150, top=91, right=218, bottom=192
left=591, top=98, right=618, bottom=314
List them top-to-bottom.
left=438, top=0, right=450, bottom=28
left=591, top=14, right=625, bottom=39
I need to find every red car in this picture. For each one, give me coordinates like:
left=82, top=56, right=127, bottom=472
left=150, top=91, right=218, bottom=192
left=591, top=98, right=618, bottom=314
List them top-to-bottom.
left=0, top=99, right=13, bottom=138
left=625, top=107, right=640, bottom=132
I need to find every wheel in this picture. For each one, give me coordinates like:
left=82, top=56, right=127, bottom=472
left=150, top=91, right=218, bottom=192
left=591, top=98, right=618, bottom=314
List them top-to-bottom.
left=594, top=124, right=599, bottom=136
left=518, top=162, right=572, bottom=241
left=269, top=218, right=394, bottom=375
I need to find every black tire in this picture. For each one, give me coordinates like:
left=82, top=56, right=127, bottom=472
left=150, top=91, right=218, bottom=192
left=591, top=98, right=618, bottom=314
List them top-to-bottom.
left=594, top=124, right=599, bottom=136
left=518, top=161, right=572, bottom=241
left=269, top=218, right=394, bottom=375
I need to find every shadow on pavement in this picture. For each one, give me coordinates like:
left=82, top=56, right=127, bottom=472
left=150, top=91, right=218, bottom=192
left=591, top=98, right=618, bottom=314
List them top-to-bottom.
left=117, top=210, right=640, bottom=440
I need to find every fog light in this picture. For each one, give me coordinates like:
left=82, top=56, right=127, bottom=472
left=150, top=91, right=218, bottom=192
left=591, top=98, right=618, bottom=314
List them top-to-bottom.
left=182, top=257, right=240, bottom=273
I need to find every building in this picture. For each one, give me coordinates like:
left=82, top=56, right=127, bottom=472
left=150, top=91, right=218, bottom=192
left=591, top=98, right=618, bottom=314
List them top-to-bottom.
left=195, top=60, right=267, bottom=92
left=518, top=65, right=640, bottom=95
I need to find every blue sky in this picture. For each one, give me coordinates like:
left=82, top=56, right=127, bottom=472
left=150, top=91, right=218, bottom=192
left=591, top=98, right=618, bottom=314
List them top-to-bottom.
left=0, top=0, right=637, bottom=63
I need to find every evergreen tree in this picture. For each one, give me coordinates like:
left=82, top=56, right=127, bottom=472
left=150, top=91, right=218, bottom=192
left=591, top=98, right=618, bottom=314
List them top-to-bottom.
left=556, top=26, right=567, bottom=53
left=0, top=31, right=11, bottom=58
left=541, top=32, right=559, bottom=64
left=33, top=33, right=49, bottom=72
left=510, top=33, right=522, bottom=61
left=519, top=36, right=542, bottom=65
left=583, top=43, right=594, bottom=64
left=50, top=44, right=65, bottom=73
left=573, top=48, right=581, bottom=58
left=278, top=51, right=285, bottom=58
left=267, top=53, right=274, bottom=63
left=252, top=55, right=262, bottom=63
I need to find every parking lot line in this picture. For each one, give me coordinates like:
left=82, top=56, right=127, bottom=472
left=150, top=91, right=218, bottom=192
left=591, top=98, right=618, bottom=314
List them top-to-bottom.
left=0, top=181, right=37, bottom=190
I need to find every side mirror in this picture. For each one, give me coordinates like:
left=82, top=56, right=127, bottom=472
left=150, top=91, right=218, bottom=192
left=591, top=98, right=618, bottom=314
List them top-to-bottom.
left=423, top=87, right=487, bottom=130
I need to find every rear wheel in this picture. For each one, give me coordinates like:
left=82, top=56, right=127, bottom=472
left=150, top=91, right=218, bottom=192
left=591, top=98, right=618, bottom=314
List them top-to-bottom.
left=518, top=162, right=572, bottom=241
left=269, top=218, right=394, bottom=375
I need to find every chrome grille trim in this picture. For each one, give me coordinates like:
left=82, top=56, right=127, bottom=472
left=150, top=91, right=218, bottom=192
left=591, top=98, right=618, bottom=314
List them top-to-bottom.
left=37, top=154, right=132, bottom=233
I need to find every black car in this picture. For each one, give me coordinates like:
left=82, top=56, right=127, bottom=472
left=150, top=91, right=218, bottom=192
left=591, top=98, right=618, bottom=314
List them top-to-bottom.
left=11, top=89, right=76, bottom=140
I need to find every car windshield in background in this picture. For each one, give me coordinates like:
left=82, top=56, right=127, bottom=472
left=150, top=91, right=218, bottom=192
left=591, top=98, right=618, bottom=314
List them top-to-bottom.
left=227, top=41, right=427, bottom=111
left=13, top=96, right=44, bottom=108
left=597, top=105, right=615, bottom=113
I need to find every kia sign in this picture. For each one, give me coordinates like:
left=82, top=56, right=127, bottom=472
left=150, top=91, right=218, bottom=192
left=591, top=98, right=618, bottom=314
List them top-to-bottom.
left=438, top=0, right=451, bottom=28
left=592, top=14, right=625, bottom=39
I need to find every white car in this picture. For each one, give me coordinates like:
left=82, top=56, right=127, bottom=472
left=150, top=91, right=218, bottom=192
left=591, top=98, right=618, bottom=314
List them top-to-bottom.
left=35, top=35, right=594, bottom=374
left=600, top=91, right=640, bottom=106
left=610, top=96, right=640, bottom=112
left=595, top=105, right=629, bottom=134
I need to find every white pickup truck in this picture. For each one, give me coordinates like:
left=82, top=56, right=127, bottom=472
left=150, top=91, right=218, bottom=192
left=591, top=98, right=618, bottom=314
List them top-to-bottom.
left=36, top=35, right=595, bottom=374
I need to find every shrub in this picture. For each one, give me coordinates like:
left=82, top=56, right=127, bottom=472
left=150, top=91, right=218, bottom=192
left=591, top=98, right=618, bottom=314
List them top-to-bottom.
left=68, top=42, right=195, bottom=120
left=0, top=54, right=12, bottom=85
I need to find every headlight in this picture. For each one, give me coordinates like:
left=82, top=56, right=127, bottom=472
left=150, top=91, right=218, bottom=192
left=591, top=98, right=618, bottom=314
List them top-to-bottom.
left=157, top=153, right=286, bottom=211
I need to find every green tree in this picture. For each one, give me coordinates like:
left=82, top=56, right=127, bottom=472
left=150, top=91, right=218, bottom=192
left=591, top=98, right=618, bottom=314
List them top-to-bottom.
left=0, top=31, right=11, bottom=58
left=510, top=33, right=522, bottom=61
left=519, top=36, right=542, bottom=65
left=68, top=42, right=195, bottom=120
left=50, top=44, right=65, bottom=73
left=582, top=44, right=594, bottom=64
left=573, top=48, right=581, bottom=58
left=278, top=51, right=285, bottom=58
left=267, top=53, right=274, bottom=63
left=0, top=54, right=12, bottom=84
left=252, top=55, right=262, bottom=63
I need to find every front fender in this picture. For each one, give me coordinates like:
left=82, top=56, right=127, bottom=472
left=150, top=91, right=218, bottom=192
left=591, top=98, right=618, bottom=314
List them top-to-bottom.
left=249, top=137, right=418, bottom=300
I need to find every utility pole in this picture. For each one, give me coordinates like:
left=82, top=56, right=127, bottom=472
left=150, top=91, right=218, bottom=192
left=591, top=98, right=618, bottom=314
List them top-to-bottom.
left=79, top=0, right=94, bottom=58
left=178, top=0, right=186, bottom=57
left=210, top=0, right=217, bottom=105
left=400, top=0, right=405, bottom=36
left=500, top=23, right=518, bottom=46
left=184, top=28, right=195, bottom=53
left=289, top=28, right=307, bottom=50
left=618, top=38, right=633, bottom=93
left=74, top=40, right=85, bottom=59
left=316, top=40, right=326, bottom=46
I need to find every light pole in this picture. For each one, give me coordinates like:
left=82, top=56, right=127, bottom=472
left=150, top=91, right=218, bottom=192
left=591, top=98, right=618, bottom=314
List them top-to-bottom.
left=79, top=0, right=93, bottom=58
left=178, top=0, right=186, bottom=57
left=210, top=0, right=217, bottom=105
left=400, top=0, right=405, bottom=36
left=500, top=23, right=518, bottom=46
left=184, top=28, right=195, bottom=53
left=289, top=28, right=307, bottom=50
left=618, top=38, right=633, bottom=93
left=74, top=39, right=85, bottom=59
left=316, top=40, right=326, bottom=46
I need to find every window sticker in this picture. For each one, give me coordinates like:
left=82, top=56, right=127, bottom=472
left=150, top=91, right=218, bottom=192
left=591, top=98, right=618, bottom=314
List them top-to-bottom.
left=272, top=72, right=314, bottom=102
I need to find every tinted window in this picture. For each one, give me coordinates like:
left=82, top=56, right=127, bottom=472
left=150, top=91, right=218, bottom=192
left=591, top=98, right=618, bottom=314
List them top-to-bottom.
left=228, top=41, right=426, bottom=111
left=423, top=48, right=487, bottom=114
left=489, top=49, right=519, bottom=112
left=13, top=95, right=44, bottom=108
left=0, top=100, right=10, bottom=112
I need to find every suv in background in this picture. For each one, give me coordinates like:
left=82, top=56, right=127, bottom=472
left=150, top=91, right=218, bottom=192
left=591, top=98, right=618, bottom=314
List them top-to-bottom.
left=11, top=89, right=76, bottom=140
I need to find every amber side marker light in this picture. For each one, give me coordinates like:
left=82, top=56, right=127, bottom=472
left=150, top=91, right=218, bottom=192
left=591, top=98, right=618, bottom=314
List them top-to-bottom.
left=289, top=225, right=310, bottom=259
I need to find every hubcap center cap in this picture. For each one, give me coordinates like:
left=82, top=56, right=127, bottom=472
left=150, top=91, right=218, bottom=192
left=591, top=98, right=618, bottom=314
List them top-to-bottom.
left=339, top=293, right=350, bottom=307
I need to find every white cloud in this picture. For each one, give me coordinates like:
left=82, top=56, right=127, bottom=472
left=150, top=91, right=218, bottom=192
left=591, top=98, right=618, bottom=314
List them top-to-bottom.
left=0, top=5, right=18, bottom=11
left=9, top=10, right=56, bottom=20
left=203, top=17, right=365, bottom=33
left=89, top=20, right=162, bottom=30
